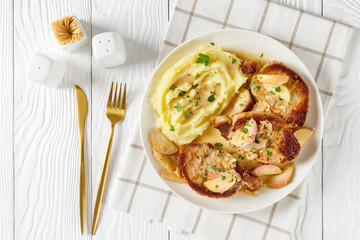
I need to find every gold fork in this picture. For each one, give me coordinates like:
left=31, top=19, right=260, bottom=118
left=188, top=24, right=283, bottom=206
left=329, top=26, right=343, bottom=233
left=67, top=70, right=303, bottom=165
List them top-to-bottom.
left=91, top=82, right=126, bottom=235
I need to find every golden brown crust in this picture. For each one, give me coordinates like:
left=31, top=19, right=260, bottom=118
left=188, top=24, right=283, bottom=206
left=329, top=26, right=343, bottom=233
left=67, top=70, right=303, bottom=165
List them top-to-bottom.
left=241, top=60, right=259, bottom=76
left=251, top=61, right=309, bottom=127
left=178, top=144, right=242, bottom=198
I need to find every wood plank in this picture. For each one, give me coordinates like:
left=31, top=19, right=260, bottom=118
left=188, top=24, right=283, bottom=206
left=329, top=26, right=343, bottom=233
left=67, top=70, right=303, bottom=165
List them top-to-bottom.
left=0, top=0, right=13, bottom=239
left=13, top=0, right=92, bottom=239
left=91, top=0, right=169, bottom=239
left=324, top=0, right=360, bottom=27
left=323, top=1, right=360, bottom=238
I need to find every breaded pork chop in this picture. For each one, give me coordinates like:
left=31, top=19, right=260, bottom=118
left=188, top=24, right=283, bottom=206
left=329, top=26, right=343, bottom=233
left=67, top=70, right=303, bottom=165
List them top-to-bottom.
left=250, top=62, right=309, bottom=127
left=212, top=112, right=300, bottom=165
left=178, top=143, right=242, bottom=198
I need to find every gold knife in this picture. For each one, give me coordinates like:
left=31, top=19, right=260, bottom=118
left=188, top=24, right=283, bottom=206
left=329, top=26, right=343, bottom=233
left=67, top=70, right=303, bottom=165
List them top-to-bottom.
left=75, top=85, right=88, bottom=235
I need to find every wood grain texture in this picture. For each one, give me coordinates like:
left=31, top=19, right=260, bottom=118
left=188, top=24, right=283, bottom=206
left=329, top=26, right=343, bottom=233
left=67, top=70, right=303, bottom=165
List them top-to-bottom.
left=0, top=0, right=13, bottom=239
left=14, top=0, right=92, bottom=239
left=91, top=0, right=169, bottom=239
left=324, top=0, right=360, bottom=27
left=323, top=1, right=360, bottom=238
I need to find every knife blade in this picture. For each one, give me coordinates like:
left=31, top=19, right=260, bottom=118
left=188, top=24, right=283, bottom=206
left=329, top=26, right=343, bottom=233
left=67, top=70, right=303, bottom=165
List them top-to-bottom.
left=75, top=85, right=88, bottom=235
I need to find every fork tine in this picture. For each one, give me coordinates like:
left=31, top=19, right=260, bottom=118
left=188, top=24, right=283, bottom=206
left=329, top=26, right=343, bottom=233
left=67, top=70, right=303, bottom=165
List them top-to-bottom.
left=107, top=82, right=114, bottom=108
left=113, top=82, right=118, bottom=108
left=117, top=83, right=122, bottom=109
left=121, top=83, right=126, bottom=110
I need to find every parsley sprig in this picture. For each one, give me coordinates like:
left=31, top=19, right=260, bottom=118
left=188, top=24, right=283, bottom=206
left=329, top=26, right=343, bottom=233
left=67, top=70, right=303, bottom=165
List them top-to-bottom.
left=196, top=53, right=210, bottom=66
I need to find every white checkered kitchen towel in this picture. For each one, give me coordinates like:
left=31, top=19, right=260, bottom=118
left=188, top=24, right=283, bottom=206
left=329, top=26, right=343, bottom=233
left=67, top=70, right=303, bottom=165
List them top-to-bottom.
left=109, top=0, right=354, bottom=239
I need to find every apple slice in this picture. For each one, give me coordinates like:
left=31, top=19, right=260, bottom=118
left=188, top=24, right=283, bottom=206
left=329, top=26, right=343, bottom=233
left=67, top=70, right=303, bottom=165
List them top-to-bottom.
left=256, top=74, right=289, bottom=85
left=263, top=84, right=291, bottom=102
left=228, top=87, right=253, bottom=116
left=230, top=118, right=257, bottom=147
left=294, top=127, right=314, bottom=146
left=150, top=128, right=178, bottom=155
left=240, top=138, right=267, bottom=152
left=266, top=162, right=294, bottom=189
left=251, top=164, right=282, bottom=177
left=160, top=169, right=186, bottom=183
left=203, top=171, right=239, bottom=193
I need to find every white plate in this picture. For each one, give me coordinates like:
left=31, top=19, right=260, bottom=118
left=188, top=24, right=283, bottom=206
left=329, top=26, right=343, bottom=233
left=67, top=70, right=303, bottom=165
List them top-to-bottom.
left=140, top=29, right=324, bottom=213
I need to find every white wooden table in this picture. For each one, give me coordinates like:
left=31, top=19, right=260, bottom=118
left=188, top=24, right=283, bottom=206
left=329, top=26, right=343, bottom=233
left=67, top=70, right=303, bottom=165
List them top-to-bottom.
left=1, top=0, right=359, bottom=239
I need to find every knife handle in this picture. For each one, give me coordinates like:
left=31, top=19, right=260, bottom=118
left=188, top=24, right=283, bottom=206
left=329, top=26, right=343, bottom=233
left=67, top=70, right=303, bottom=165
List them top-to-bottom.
left=79, top=134, right=86, bottom=235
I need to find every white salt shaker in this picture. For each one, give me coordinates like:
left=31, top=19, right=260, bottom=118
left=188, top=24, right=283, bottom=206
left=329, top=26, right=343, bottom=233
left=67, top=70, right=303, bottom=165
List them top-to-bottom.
left=92, top=32, right=126, bottom=68
left=26, top=53, right=67, bottom=88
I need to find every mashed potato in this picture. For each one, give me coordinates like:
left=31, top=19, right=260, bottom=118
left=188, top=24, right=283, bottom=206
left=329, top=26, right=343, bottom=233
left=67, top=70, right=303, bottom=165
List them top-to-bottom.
left=150, top=45, right=247, bottom=145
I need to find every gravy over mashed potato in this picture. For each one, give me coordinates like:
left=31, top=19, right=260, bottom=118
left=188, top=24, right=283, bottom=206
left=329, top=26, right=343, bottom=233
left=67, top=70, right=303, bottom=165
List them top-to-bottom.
left=150, top=45, right=247, bottom=145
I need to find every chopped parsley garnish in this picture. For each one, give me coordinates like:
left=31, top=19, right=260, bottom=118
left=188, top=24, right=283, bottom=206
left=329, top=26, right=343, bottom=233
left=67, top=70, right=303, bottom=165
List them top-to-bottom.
left=210, top=42, right=215, bottom=46
left=196, top=53, right=210, bottom=66
left=260, top=53, right=264, bottom=58
left=232, top=58, right=237, bottom=64
left=195, top=74, right=201, bottom=80
left=249, top=82, right=254, bottom=87
left=192, top=83, right=199, bottom=89
left=169, top=85, right=176, bottom=90
left=253, top=86, right=260, bottom=90
left=275, top=86, right=281, bottom=92
left=178, top=90, right=186, bottom=97
left=208, top=94, right=216, bottom=102
left=195, top=97, right=201, bottom=107
left=279, top=97, right=283, bottom=101
left=174, top=102, right=182, bottom=112
left=239, top=103, right=244, bottom=106
left=184, top=112, right=189, bottom=118
left=245, top=120, right=250, bottom=126
left=170, top=125, right=175, bottom=131
left=276, top=125, right=281, bottom=131
left=241, top=128, right=248, bottom=134
left=264, top=136, right=270, bottom=140
left=255, top=139, right=261, bottom=144
left=214, top=142, right=223, bottom=147
left=267, top=150, right=272, bottom=156
left=205, top=153, right=209, bottom=157
left=211, top=166, right=217, bottom=170
left=221, top=167, right=225, bottom=172
left=221, top=175, right=226, bottom=180
left=203, top=177, right=207, bottom=181
left=229, top=178, right=234, bottom=182
left=215, top=185, right=219, bottom=188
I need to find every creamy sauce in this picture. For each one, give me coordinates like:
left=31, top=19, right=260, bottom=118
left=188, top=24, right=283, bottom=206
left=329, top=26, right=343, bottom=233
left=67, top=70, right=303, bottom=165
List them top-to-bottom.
left=192, top=50, right=270, bottom=194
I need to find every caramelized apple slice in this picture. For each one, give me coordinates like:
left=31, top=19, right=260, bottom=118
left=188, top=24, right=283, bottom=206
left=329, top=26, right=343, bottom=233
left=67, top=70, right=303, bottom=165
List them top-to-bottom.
left=257, top=74, right=289, bottom=85
left=263, top=84, right=291, bottom=102
left=228, top=87, right=253, bottom=116
left=230, top=118, right=257, bottom=147
left=294, top=127, right=314, bottom=146
left=150, top=128, right=178, bottom=155
left=153, top=150, right=182, bottom=177
left=266, top=162, right=294, bottom=188
left=251, top=164, right=282, bottom=177
left=160, top=169, right=186, bottom=183
left=203, top=171, right=239, bottom=193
